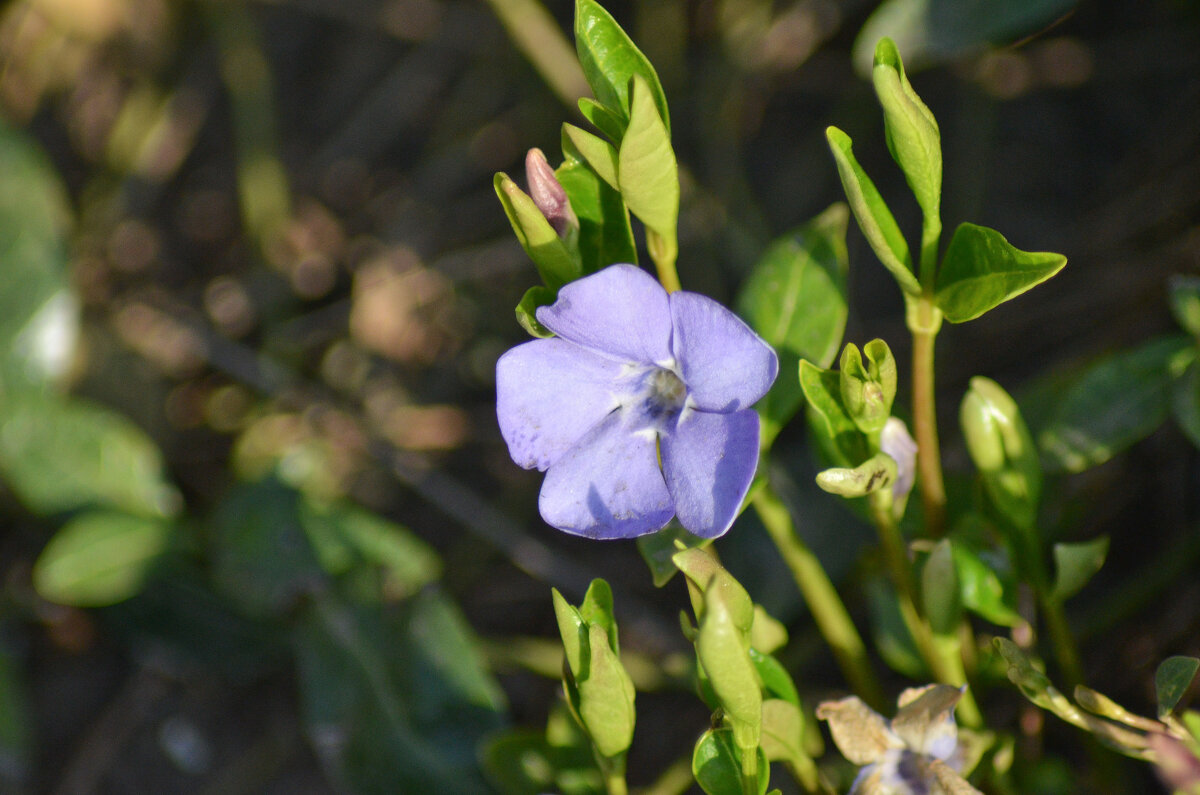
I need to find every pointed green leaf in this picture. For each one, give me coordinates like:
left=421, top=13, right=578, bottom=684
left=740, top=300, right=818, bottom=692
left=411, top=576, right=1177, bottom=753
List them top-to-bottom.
left=574, top=0, right=669, bottom=131
left=872, top=38, right=942, bottom=220
left=617, top=75, right=678, bottom=240
left=578, top=97, right=626, bottom=143
left=563, top=123, right=620, bottom=190
left=825, top=126, right=919, bottom=296
left=556, top=139, right=635, bottom=270
left=494, top=172, right=580, bottom=288
left=737, top=204, right=849, bottom=443
left=935, top=223, right=1066, bottom=323
left=515, top=285, right=557, bottom=337
left=1037, top=335, right=1191, bottom=473
left=840, top=339, right=897, bottom=435
left=1172, top=359, right=1200, bottom=450
left=799, top=360, right=868, bottom=467
left=960, top=376, right=1041, bottom=530
left=0, top=393, right=179, bottom=518
left=816, top=453, right=897, bottom=499
left=33, top=510, right=171, bottom=607
left=636, top=523, right=705, bottom=586
left=1051, top=536, right=1109, bottom=602
left=922, top=538, right=961, bottom=636
left=951, top=541, right=1021, bottom=627
left=580, top=578, right=617, bottom=651
left=551, top=588, right=587, bottom=676
left=698, top=591, right=761, bottom=751
left=750, top=605, right=789, bottom=656
left=577, top=622, right=636, bottom=758
left=993, top=637, right=1055, bottom=709
left=749, top=648, right=800, bottom=706
left=1155, top=656, right=1200, bottom=718
left=761, top=698, right=816, bottom=788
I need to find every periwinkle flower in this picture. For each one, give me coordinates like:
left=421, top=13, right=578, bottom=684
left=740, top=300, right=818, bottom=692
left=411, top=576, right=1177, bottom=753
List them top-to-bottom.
left=496, top=264, right=778, bottom=539
left=880, top=416, right=918, bottom=505
left=817, top=685, right=980, bottom=795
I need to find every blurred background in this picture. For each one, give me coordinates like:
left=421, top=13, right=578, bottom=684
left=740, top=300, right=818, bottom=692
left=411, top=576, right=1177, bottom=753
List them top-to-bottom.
left=0, top=0, right=1197, bottom=792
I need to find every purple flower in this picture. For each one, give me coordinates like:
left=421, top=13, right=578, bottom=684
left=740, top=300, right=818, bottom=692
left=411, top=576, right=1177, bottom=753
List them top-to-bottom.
left=496, top=265, right=778, bottom=539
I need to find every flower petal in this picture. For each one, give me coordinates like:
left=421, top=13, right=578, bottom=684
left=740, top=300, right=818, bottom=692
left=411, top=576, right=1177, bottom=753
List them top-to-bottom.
left=536, top=264, right=673, bottom=365
left=670, top=291, right=778, bottom=411
left=496, top=338, right=624, bottom=470
left=661, top=409, right=759, bottom=538
left=538, top=411, right=673, bottom=539
left=891, top=684, right=964, bottom=760
left=816, top=696, right=904, bottom=766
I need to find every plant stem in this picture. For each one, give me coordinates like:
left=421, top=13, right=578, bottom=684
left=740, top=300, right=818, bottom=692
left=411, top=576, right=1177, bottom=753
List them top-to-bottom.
left=647, top=228, right=682, bottom=293
left=909, top=296, right=946, bottom=539
left=752, top=484, right=885, bottom=711
left=868, top=494, right=982, bottom=727
left=1041, top=594, right=1083, bottom=689
left=597, top=752, right=628, bottom=795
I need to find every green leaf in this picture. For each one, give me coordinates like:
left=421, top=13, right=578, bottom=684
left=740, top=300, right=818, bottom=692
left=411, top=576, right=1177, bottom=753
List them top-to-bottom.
left=574, top=0, right=670, bottom=132
left=872, top=38, right=941, bottom=221
left=617, top=74, right=678, bottom=240
left=577, top=97, right=626, bottom=144
left=0, top=121, right=76, bottom=389
left=562, top=123, right=620, bottom=191
left=825, top=126, right=919, bottom=296
left=556, top=140, right=636, bottom=270
left=494, top=172, right=580, bottom=288
left=737, top=204, right=849, bottom=443
left=934, top=223, right=1066, bottom=323
left=1169, top=275, right=1200, bottom=337
left=515, top=285, right=556, bottom=338
left=1037, top=336, right=1191, bottom=473
left=840, top=339, right=897, bottom=434
left=1172, top=359, right=1200, bottom=450
left=799, top=361, right=868, bottom=468
left=960, top=376, right=1041, bottom=530
left=0, top=393, right=178, bottom=518
left=815, top=452, right=897, bottom=499
left=211, top=478, right=323, bottom=618
left=298, top=497, right=441, bottom=597
left=33, top=510, right=170, bottom=607
left=636, top=523, right=705, bottom=586
left=1051, top=536, right=1108, bottom=602
left=921, top=538, right=961, bottom=636
left=951, top=540, right=1021, bottom=627
left=580, top=578, right=618, bottom=651
left=868, top=579, right=925, bottom=678
left=551, top=588, right=587, bottom=676
left=697, top=589, right=761, bottom=760
left=296, top=590, right=506, bottom=794
left=750, top=604, right=789, bottom=655
left=576, top=623, right=636, bottom=757
left=993, top=637, right=1055, bottom=709
left=749, top=648, right=800, bottom=706
left=1155, top=656, right=1200, bottom=719
left=760, top=699, right=816, bottom=785
left=481, top=727, right=599, bottom=795
left=693, top=728, right=769, bottom=795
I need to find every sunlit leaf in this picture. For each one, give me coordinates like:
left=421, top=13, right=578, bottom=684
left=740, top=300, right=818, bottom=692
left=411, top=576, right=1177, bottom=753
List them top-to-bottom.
left=574, top=0, right=670, bottom=131
left=873, top=38, right=941, bottom=220
left=617, top=75, right=678, bottom=240
left=577, top=97, right=625, bottom=143
left=825, top=127, right=919, bottom=296
left=557, top=138, right=636, bottom=269
left=494, top=173, right=580, bottom=288
left=935, top=223, right=1066, bottom=323
left=1036, top=336, right=1191, bottom=473
left=799, top=361, right=869, bottom=468
left=960, top=376, right=1041, bottom=530
left=0, top=393, right=178, bottom=518
left=33, top=511, right=171, bottom=607
left=1051, top=536, right=1108, bottom=602
left=951, top=540, right=1021, bottom=627
left=749, top=648, right=800, bottom=706
left=693, top=728, right=769, bottom=795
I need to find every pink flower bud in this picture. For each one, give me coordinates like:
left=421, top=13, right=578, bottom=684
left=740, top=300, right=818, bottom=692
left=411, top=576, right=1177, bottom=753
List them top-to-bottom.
left=525, top=148, right=578, bottom=239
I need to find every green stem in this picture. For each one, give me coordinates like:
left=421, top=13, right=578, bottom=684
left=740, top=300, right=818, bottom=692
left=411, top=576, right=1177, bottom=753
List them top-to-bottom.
left=481, top=0, right=590, bottom=109
left=647, top=228, right=681, bottom=293
left=909, top=297, right=946, bottom=539
left=752, top=484, right=885, bottom=711
left=868, top=494, right=982, bottom=727
left=1041, top=594, right=1083, bottom=689
left=596, top=752, right=628, bottom=795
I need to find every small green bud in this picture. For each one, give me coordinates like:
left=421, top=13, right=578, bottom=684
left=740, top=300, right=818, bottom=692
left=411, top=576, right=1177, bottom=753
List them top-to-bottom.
left=872, top=37, right=942, bottom=222
left=840, top=340, right=897, bottom=434
left=960, top=376, right=1041, bottom=529
left=816, top=452, right=897, bottom=499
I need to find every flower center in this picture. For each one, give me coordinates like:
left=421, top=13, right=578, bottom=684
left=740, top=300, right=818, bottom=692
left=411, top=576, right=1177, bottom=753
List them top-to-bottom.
left=644, top=366, right=687, bottom=413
